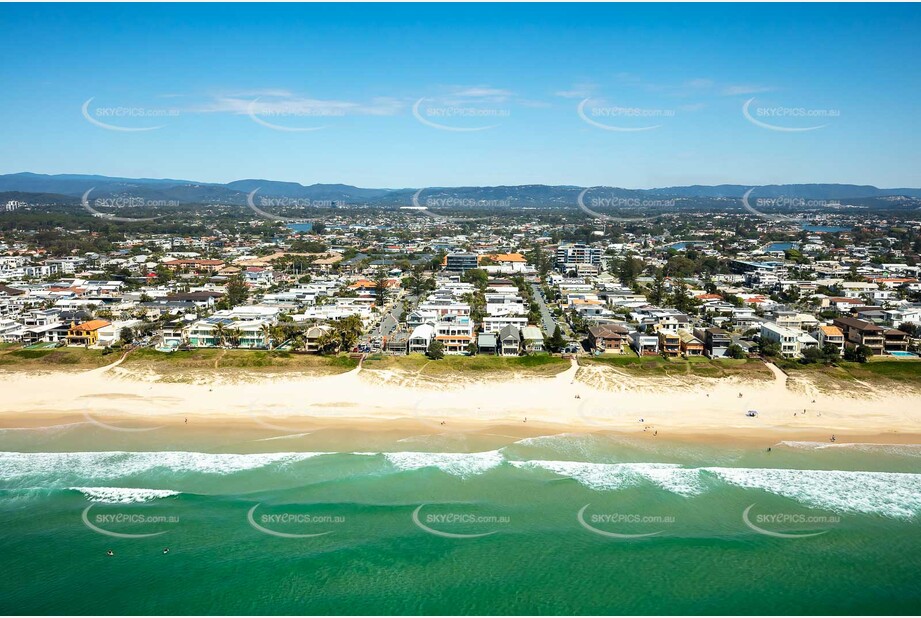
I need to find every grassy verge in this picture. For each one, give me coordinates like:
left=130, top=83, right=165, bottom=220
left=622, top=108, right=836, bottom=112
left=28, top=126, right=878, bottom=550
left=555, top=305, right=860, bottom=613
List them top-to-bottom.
left=0, top=344, right=113, bottom=370
left=120, top=348, right=358, bottom=376
left=362, top=353, right=569, bottom=377
left=582, top=354, right=774, bottom=380
left=775, top=356, right=921, bottom=395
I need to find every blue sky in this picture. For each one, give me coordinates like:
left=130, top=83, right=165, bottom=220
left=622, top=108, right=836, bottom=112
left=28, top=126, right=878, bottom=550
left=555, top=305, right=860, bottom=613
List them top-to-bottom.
left=1, top=3, right=919, bottom=188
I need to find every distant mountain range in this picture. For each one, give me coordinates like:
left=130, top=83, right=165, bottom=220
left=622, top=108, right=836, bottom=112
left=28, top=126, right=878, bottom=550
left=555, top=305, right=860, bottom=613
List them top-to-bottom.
left=1, top=172, right=920, bottom=208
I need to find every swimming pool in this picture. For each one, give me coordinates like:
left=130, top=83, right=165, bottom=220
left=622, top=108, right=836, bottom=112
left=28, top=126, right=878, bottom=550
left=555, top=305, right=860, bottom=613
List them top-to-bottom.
left=888, top=351, right=918, bottom=358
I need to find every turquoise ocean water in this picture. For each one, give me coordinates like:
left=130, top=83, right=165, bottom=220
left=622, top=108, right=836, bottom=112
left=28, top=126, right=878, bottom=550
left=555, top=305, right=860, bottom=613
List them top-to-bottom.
left=1, top=423, right=920, bottom=615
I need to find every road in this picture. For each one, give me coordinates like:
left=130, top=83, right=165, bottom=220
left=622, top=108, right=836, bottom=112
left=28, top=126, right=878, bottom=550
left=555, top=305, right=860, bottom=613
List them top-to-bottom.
left=530, top=282, right=560, bottom=336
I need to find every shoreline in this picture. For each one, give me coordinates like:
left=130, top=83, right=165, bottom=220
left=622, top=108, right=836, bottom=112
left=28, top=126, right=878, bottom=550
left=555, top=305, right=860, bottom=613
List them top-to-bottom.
left=2, top=359, right=921, bottom=450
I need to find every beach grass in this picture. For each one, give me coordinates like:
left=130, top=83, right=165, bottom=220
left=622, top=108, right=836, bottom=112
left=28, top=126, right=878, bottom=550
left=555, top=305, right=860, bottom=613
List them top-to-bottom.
left=0, top=344, right=113, bottom=369
left=121, top=348, right=359, bottom=377
left=361, top=353, right=569, bottom=377
left=582, top=354, right=774, bottom=380
left=781, top=356, right=921, bottom=394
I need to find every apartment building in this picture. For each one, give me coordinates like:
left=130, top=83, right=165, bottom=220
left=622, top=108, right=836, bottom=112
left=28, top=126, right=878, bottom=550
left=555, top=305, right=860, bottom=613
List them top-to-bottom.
left=555, top=243, right=601, bottom=267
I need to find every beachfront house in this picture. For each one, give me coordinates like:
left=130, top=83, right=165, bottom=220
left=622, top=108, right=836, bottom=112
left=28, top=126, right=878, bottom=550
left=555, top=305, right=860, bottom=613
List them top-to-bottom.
left=435, top=315, right=474, bottom=355
left=833, top=316, right=886, bottom=355
left=66, top=319, right=111, bottom=347
left=760, top=322, right=818, bottom=358
left=408, top=323, right=436, bottom=354
left=587, top=323, right=629, bottom=354
left=303, top=325, right=333, bottom=353
left=498, top=325, right=522, bottom=356
left=521, top=325, right=545, bottom=353
left=812, top=325, right=845, bottom=355
left=694, top=327, right=731, bottom=358
left=677, top=329, right=705, bottom=356
left=657, top=330, right=681, bottom=357
left=477, top=331, right=498, bottom=355
left=630, top=331, right=659, bottom=356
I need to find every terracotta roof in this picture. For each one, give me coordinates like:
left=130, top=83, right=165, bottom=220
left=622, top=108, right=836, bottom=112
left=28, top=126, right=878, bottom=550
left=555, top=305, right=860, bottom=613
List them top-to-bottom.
left=487, top=253, right=527, bottom=263
left=71, top=320, right=111, bottom=331
left=820, top=325, right=844, bottom=337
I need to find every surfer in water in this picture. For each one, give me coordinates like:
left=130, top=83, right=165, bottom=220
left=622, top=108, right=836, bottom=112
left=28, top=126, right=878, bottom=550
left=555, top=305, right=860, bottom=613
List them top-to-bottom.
left=106, top=550, right=114, bottom=557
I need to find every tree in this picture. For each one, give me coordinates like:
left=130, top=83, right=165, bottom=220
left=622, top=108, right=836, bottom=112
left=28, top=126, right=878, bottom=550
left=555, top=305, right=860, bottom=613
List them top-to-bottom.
left=618, top=257, right=643, bottom=287
left=374, top=268, right=388, bottom=307
left=461, top=268, right=488, bottom=290
left=648, top=269, right=667, bottom=306
left=224, top=275, right=249, bottom=308
left=669, top=281, right=699, bottom=314
left=333, top=315, right=364, bottom=352
left=211, top=322, right=228, bottom=348
left=261, top=323, right=274, bottom=350
left=546, top=325, right=566, bottom=353
left=119, top=326, right=135, bottom=345
left=225, top=327, right=243, bottom=348
left=315, top=329, right=341, bottom=354
left=758, top=339, right=781, bottom=357
left=426, top=340, right=444, bottom=360
left=466, top=341, right=478, bottom=355
left=821, top=343, right=841, bottom=363
left=726, top=344, right=746, bottom=359
left=844, top=344, right=873, bottom=363
left=800, top=346, right=825, bottom=364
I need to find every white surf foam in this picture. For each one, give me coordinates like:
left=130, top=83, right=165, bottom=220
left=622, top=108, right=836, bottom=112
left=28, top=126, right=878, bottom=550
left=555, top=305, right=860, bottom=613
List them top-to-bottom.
left=383, top=450, right=504, bottom=478
left=0, top=451, right=330, bottom=483
left=510, top=460, right=704, bottom=496
left=705, top=467, right=921, bottom=519
left=70, top=487, right=180, bottom=504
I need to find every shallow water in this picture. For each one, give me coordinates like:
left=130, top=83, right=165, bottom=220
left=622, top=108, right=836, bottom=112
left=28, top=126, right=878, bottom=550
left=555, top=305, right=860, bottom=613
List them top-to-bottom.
left=1, top=422, right=919, bottom=614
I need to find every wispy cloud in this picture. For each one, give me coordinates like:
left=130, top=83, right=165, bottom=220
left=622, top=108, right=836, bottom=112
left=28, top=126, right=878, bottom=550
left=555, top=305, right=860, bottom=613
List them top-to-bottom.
left=555, top=82, right=598, bottom=99
left=722, top=84, right=773, bottom=96
left=193, top=92, right=404, bottom=117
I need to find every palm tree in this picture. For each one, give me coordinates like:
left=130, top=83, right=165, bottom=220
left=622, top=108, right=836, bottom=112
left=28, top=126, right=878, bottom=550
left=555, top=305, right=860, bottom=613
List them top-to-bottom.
left=211, top=322, right=227, bottom=348
left=261, top=323, right=274, bottom=350
left=271, top=325, right=288, bottom=349
left=225, top=327, right=243, bottom=348
left=292, top=333, right=306, bottom=353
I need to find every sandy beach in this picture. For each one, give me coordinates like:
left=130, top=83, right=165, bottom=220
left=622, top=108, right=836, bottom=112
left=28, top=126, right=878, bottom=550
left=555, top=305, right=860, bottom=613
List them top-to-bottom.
left=2, top=355, right=920, bottom=446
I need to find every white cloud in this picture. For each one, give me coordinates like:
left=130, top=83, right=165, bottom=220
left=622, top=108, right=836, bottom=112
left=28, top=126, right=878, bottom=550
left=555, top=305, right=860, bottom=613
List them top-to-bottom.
left=555, top=82, right=598, bottom=99
left=722, top=84, right=773, bottom=96
left=192, top=92, right=404, bottom=117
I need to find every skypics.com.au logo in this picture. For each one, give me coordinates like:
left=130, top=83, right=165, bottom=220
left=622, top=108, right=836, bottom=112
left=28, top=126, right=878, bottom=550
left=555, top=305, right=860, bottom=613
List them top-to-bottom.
left=412, top=87, right=512, bottom=132
left=742, top=97, right=840, bottom=132
left=81, top=98, right=179, bottom=132
left=577, top=98, right=675, bottom=132
left=577, top=188, right=673, bottom=223
left=740, top=188, right=837, bottom=223
left=81, top=189, right=162, bottom=222
left=246, top=189, right=330, bottom=222
left=408, top=189, right=497, bottom=223
left=247, top=503, right=344, bottom=539
left=411, top=504, right=510, bottom=539
left=577, top=504, right=675, bottom=539
left=742, top=504, right=839, bottom=539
